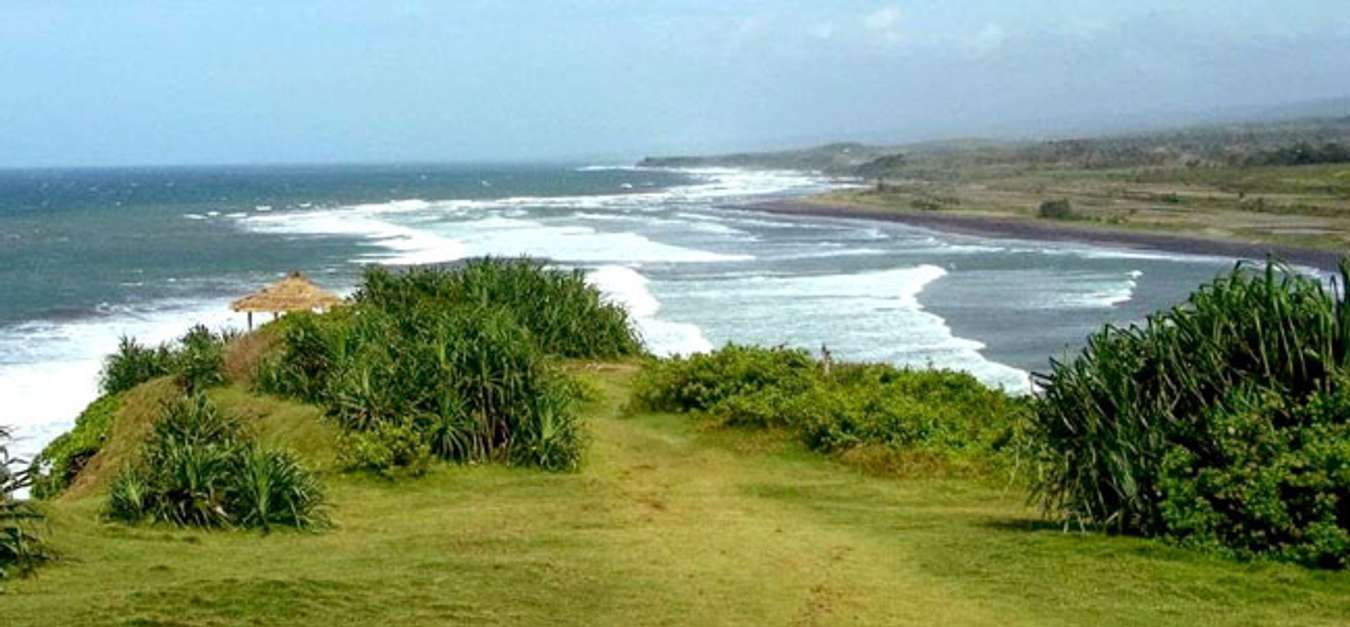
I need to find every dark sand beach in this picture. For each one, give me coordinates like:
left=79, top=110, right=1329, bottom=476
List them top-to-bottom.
left=751, top=199, right=1346, bottom=272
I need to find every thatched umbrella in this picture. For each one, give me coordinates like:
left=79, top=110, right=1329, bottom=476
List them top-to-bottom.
left=231, top=271, right=342, bottom=330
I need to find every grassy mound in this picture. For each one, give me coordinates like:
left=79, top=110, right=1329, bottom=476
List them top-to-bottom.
left=255, top=258, right=642, bottom=473
left=1032, top=259, right=1350, bottom=567
left=631, top=344, right=1030, bottom=475
left=28, top=394, right=122, bottom=498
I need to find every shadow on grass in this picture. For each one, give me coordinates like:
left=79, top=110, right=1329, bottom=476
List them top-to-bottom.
left=976, top=517, right=1066, bottom=533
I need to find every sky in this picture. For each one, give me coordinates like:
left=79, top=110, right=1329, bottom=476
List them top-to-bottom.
left=2, top=1, right=1348, bottom=167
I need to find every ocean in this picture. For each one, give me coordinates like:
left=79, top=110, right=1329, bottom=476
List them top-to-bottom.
left=0, top=163, right=1239, bottom=459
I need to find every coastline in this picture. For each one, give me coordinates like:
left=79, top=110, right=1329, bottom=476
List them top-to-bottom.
left=749, top=197, right=1345, bottom=272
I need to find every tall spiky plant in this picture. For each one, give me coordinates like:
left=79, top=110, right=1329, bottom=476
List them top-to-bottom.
left=1030, top=258, right=1350, bottom=566
left=1, top=426, right=48, bottom=579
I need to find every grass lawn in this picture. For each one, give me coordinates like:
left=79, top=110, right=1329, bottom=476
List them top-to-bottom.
left=6, top=363, right=1349, bottom=625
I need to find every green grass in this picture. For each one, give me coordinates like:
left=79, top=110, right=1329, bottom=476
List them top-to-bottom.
left=7, top=364, right=1349, bottom=625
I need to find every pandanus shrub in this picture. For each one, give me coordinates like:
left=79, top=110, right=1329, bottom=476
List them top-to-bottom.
left=257, top=258, right=617, bottom=473
left=354, top=258, right=643, bottom=359
left=1031, top=259, right=1350, bottom=567
left=100, top=324, right=230, bottom=396
left=107, top=394, right=326, bottom=531
left=1, top=426, right=49, bottom=579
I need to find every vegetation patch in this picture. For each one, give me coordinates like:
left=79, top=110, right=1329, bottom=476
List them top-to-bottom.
left=1037, top=198, right=1074, bottom=220
left=255, top=258, right=641, bottom=474
left=1031, top=259, right=1350, bottom=567
left=101, top=324, right=233, bottom=395
left=631, top=344, right=1029, bottom=476
left=107, top=393, right=326, bottom=531
left=28, top=394, right=122, bottom=499
left=1, top=426, right=48, bottom=579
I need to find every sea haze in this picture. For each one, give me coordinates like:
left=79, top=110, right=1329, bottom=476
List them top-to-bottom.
left=0, top=164, right=1236, bottom=458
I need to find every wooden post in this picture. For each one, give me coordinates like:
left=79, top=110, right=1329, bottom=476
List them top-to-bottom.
left=247, top=311, right=253, bottom=331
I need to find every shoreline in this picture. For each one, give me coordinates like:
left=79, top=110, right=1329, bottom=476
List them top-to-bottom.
left=748, top=198, right=1345, bottom=272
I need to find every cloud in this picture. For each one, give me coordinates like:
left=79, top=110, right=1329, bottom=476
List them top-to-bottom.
left=863, top=6, right=903, bottom=43
left=809, top=21, right=836, bottom=41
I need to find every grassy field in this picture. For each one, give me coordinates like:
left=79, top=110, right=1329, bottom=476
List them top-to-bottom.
left=817, top=162, right=1350, bottom=252
left=7, top=363, right=1349, bottom=626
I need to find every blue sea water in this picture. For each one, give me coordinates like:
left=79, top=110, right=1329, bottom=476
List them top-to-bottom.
left=0, top=163, right=1239, bottom=458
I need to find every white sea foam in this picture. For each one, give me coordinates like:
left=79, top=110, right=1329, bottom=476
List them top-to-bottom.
left=226, top=167, right=838, bottom=270
left=242, top=210, right=469, bottom=265
left=437, top=217, right=752, bottom=263
left=586, top=265, right=712, bottom=356
left=664, top=265, right=1031, bottom=393
left=1041, top=270, right=1144, bottom=309
left=0, top=298, right=246, bottom=461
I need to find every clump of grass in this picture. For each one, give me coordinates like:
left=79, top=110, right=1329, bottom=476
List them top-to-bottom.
left=256, top=258, right=626, bottom=474
left=1031, top=259, right=1350, bottom=567
left=631, top=344, right=1029, bottom=475
left=28, top=394, right=122, bottom=499
left=107, top=394, right=326, bottom=531
left=1, top=426, right=49, bottom=579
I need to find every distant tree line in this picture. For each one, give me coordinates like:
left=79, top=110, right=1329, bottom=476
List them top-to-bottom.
left=1245, top=142, right=1350, bottom=167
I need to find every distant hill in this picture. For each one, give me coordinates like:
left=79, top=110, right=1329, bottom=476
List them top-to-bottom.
left=638, top=113, right=1350, bottom=178
left=638, top=143, right=899, bottom=174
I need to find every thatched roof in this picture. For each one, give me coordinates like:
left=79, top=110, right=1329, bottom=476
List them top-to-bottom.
left=231, top=271, right=342, bottom=313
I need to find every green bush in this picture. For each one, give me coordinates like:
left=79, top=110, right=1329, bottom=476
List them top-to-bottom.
left=1037, top=199, right=1074, bottom=220
left=355, top=258, right=643, bottom=359
left=257, top=259, right=605, bottom=473
left=1031, top=259, right=1350, bottom=567
left=176, top=324, right=227, bottom=393
left=99, top=325, right=230, bottom=396
left=100, top=337, right=174, bottom=395
left=631, top=344, right=819, bottom=419
left=631, top=345, right=1028, bottom=473
left=29, top=394, right=122, bottom=498
left=107, top=394, right=327, bottom=531
left=337, top=420, right=433, bottom=478
left=1, top=426, right=48, bottom=579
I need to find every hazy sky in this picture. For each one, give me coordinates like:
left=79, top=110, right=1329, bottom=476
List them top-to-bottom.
left=3, top=1, right=1348, bottom=167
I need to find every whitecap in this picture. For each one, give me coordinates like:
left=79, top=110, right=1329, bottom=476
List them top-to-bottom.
left=586, top=266, right=712, bottom=356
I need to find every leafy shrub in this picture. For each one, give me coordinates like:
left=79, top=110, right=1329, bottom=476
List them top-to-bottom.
left=1037, top=199, right=1074, bottom=220
left=355, top=258, right=643, bottom=359
left=1031, top=259, right=1350, bottom=567
left=258, top=260, right=602, bottom=473
left=176, top=324, right=227, bottom=392
left=100, top=325, right=231, bottom=396
left=100, top=337, right=174, bottom=395
left=631, top=344, right=819, bottom=419
left=632, top=345, right=1028, bottom=474
left=29, top=394, right=122, bottom=498
left=107, top=394, right=326, bottom=531
left=337, top=420, right=433, bottom=478
left=1, top=426, right=48, bottom=579
left=231, top=446, right=328, bottom=531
